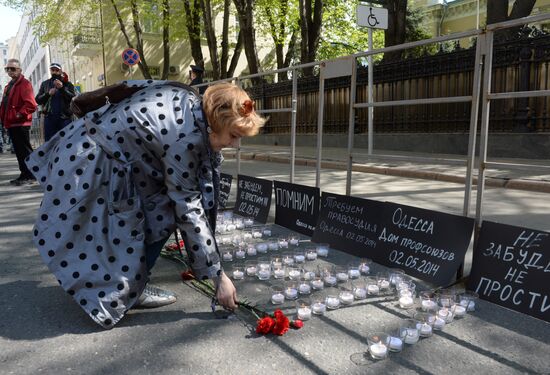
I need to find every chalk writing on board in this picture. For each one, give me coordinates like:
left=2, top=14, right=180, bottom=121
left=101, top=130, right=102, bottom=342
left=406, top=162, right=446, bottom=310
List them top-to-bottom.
left=234, top=175, right=272, bottom=223
left=275, top=188, right=315, bottom=215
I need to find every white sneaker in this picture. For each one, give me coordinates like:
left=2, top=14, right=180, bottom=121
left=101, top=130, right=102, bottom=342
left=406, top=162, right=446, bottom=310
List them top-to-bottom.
left=135, top=285, right=177, bottom=308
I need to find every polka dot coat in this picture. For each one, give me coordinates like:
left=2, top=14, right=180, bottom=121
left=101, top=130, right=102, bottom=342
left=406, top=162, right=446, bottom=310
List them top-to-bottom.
left=26, top=81, right=223, bottom=329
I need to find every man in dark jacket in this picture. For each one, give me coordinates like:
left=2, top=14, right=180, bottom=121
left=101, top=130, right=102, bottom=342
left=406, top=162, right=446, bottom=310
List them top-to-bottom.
left=0, top=58, right=38, bottom=185
left=35, top=63, right=76, bottom=141
left=189, top=65, right=206, bottom=94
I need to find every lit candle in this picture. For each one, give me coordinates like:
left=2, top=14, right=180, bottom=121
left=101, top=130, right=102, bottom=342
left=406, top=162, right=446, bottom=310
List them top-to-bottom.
left=244, top=218, right=254, bottom=227
left=226, top=224, right=237, bottom=231
left=262, top=228, right=272, bottom=237
left=252, top=231, right=262, bottom=239
left=243, top=233, right=252, bottom=240
left=221, top=237, right=231, bottom=245
left=289, top=238, right=299, bottom=246
left=279, top=240, right=289, bottom=248
left=268, top=242, right=279, bottom=251
left=247, top=247, right=258, bottom=256
left=316, top=247, right=329, bottom=257
left=235, top=249, right=246, bottom=259
left=306, top=251, right=317, bottom=261
left=222, top=252, right=233, bottom=262
left=294, top=255, right=305, bottom=263
left=283, top=257, right=295, bottom=266
left=359, top=264, right=370, bottom=274
left=246, top=266, right=257, bottom=276
left=273, top=269, right=285, bottom=279
left=348, top=269, right=361, bottom=279
left=232, top=270, right=244, bottom=280
left=257, top=270, right=270, bottom=280
left=288, top=270, right=301, bottom=280
left=303, top=271, right=316, bottom=281
left=336, top=272, right=349, bottom=282
left=324, top=276, right=337, bottom=286
left=311, top=280, right=324, bottom=290
left=379, top=280, right=390, bottom=290
left=298, top=283, right=311, bottom=294
left=367, top=284, right=380, bottom=295
left=285, top=288, right=298, bottom=300
left=354, top=288, right=367, bottom=299
left=339, top=291, right=354, bottom=305
left=271, top=293, right=285, bottom=304
left=399, top=296, right=414, bottom=309
left=325, top=297, right=340, bottom=309
left=421, top=299, right=437, bottom=311
left=312, top=302, right=326, bottom=315
left=454, top=305, right=466, bottom=317
left=297, top=307, right=312, bottom=320
left=438, top=308, right=454, bottom=323
left=433, top=317, right=445, bottom=330
left=418, top=323, right=432, bottom=337
left=403, top=328, right=419, bottom=344
left=389, top=336, right=403, bottom=352
left=369, top=343, right=388, bottom=358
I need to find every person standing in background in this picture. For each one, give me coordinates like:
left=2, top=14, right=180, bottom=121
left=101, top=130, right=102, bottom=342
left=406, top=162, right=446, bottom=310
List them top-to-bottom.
left=0, top=58, right=38, bottom=185
left=35, top=63, right=76, bottom=141
left=189, top=65, right=206, bottom=94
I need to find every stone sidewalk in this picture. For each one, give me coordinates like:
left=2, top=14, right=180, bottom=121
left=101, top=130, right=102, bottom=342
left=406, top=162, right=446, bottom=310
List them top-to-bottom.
left=0, top=153, right=548, bottom=375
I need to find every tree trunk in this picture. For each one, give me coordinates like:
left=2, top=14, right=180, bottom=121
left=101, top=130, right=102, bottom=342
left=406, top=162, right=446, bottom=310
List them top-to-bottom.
left=130, top=0, right=152, bottom=78
left=160, top=0, right=170, bottom=80
left=183, top=0, right=205, bottom=68
left=200, top=0, right=221, bottom=80
left=220, top=0, right=231, bottom=78
left=233, top=0, right=262, bottom=76
left=299, top=0, right=323, bottom=76
left=383, top=0, right=407, bottom=61
left=487, top=0, right=536, bottom=39
left=227, top=30, right=244, bottom=78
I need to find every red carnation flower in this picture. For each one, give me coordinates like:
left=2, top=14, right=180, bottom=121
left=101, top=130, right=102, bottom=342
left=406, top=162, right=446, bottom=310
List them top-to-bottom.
left=180, top=270, right=195, bottom=281
left=272, top=311, right=290, bottom=336
left=256, top=316, right=275, bottom=334
left=291, top=319, right=303, bottom=329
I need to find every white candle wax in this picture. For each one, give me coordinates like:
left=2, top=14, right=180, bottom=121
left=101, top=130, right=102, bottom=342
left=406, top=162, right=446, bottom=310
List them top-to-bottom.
left=244, top=219, right=254, bottom=227
left=226, top=224, right=237, bottom=231
left=262, top=229, right=272, bottom=237
left=252, top=231, right=262, bottom=239
left=243, top=233, right=252, bottom=240
left=221, top=237, right=231, bottom=245
left=289, top=239, right=299, bottom=246
left=279, top=240, right=289, bottom=248
left=268, top=242, right=279, bottom=251
left=256, top=244, right=268, bottom=253
left=247, top=248, right=258, bottom=256
left=316, top=248, right=329, bottom=257
left=235, top=250, right=246, bottom=259
left=306, top=252, right=317, bottom=260
left=222, top=253, right=233, bottom=261
left=294, top=255, right=305, bottom=263
left=283, top=258, right=295, bottom=266
left=272, top=261, right=283, bottom=269
left=359, top=264, right=370, bottom=274
left=246, top=266, right=257, bottom=276
left=273, top=269, right=285, bottom=278
left=348, top=269, right=361, bottom=279
left=232, top=270, right=244, bottom=280
left=257, top=270, right=270, bottom=280
left=288, top=270, right=301, bottom=280
left=303, top=271, right=316, bottom=281
left=336, top=272, right=349, bottom=282
left=324, top=276, right=337, bottom=286
left=311, top=280, right=324, bottom=290
left=379, top=280, right=390, bottom=290
left=298, top=283, right=311, bottom=294
left=367, top=284, right=380, bottom=295
left=285, top=288, right=298, bottom=299
left=354, top=288, right=367, bottom=299
left=339, top=291, right=354, bottom=305
left=271, top=293, right=285, bottom=304
left=399, top=296, right=414, bottom=309
left=326, top=297, right=340, bottom=309
left=421, top=299, right=437, bottom=311
left=460, top=299, right=476, bottom=311
left=312, top=302, right=326, bottom=315
left=454, top=305, right=466, bottom=317
left=297, top=307, right=312, bottom=320
left=438, top=309, right=454, bottom=323
left=433, top=317, right=446, bottom=330
left=419, top=323, right=433, bottom=336
left=403, top=328, right=419, bottom=344
left=389, top=336, right=403, bottom=351
left=369, top=343, right=388, bottom=358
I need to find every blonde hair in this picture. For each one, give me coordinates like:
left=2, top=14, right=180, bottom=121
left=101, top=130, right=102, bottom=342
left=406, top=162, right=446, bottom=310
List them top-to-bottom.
left=202, top=82, right=266, bottom=137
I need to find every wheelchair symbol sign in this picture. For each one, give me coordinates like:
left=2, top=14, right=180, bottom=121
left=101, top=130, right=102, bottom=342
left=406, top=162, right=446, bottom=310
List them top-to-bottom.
left=357, top=5, right=388, bottom=30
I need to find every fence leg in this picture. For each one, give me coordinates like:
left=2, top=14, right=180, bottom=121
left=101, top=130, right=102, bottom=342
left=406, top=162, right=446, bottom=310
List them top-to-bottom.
left=346, top=59, right=358, bottom=196
left=316, top=65, right=325, bottom=189
left=290, top=70, right=298, bottom=184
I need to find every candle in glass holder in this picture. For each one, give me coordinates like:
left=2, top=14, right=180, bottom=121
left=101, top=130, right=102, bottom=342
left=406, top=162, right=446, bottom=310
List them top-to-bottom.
left=244, top=218, right=254, bottom=227
left=226, top=223, right=237, bottom=231
left=262, top=228, right=272, bottom=237
left=252, top=230, right=262, bottom=239
left=243, top=232, right=253, bottom=240
left=289, top=236, right=299, bottom=246
left=278, top=239, right=289, bottom=249
left=268, top=242, right=279, bottom=251
left=256, top=243, right=268, bottom=253
left=316, top=244, right=329, bottom=257
left=247, top=246, right=258, bottom=257
left=235, top=249, right=246, bottom=259
left=306, top=249, right=317, bottom=261
left=222, top=252, right=233, bottom=262
left=294, top=254, right=305, bottom=263
left=283, top=257, right=295, bottom=266
left=359, top=263, right=370, bottom=274
left=246, top=266, right=257, bottom=276
left=273, top=268, right=285, bottom=279
left=257, top=269, right=270, bottom=280
left=288, top=269, right=301, bottom=280
left=348, top=269, right=360, bottom=279
left=232, top=270, right=244, bottom=280
left=303, top=271, right=316, bottom=281
left=336, top=272, right=349, bottom=283
left=324, top=275, right=337, bottom=286
left=311, top=279, right=324, bottom=290
left=379, top=279, right=390, bottom=290
left=298, top=283, right=311, bottom=295
left=367, top=284, right=380, bottom=295
left=285, top=287, right=298, bottom=300
left=354, top=287, right=367, bottom=300
left=339, top=291, right=354, bottom=305
left=271, top=293, right=285, bottom=305
left=399, top=295, right=414, bottom=309
left=325, top=296, right=340, bottom=309
left=421, top=299, right=437, bottom=311
left=460, top=299, right=476, bottom=312
left=312, top=302, right=326, bottom=315
left=454, top=305, right=466, bottom=317
left=297, top=307, right=312, bottom=320
left=437, top=308, right=453, bottom=323
left=433, top=317, right=446, bottom=330
left=418, top=323, right=432, bottom=337
left=403, top=328, right=419, bottom=344
left=389, top=336, right=403, bottom=352
left=369, top=342, right=388, bottom=359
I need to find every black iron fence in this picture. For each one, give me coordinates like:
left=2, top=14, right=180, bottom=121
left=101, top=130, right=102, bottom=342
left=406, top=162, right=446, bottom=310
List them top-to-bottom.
left=247, top=30, right=550, bottom=134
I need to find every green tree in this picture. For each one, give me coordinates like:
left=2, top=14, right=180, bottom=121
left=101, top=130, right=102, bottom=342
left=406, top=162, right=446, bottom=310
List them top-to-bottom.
left=233, top=0, right=262, bottom=76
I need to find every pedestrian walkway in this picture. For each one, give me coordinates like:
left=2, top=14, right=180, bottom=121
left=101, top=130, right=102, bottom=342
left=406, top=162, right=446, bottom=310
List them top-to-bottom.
left=233, top=144, right=550, bottom=193
left=0, top=152, right=548, bottom=375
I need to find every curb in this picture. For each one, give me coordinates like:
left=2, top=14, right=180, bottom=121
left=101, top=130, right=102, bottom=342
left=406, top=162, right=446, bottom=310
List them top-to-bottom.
left=225, top=151, right=550, bottom=193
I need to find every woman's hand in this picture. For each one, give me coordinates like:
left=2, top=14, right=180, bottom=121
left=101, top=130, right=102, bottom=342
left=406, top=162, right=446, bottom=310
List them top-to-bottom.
left=215, top=272, right=238, bottom=311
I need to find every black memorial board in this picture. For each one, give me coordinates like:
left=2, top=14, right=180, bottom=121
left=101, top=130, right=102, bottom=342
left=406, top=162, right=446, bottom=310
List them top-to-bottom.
left=218, top=173, right=233, bottom=209
left=234, top=174, right=272, bottom=224
left=274, top=181, right=320, bottom=237
left=312, top=192, right=383, bottom=257
left=376, top=202, right=474, bottom=286
left=468, top=221, right=550, bottom=323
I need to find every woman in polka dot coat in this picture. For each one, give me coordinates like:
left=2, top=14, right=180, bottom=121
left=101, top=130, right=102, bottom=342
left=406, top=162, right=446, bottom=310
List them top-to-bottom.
left=26, top=80, right=265, bottom=328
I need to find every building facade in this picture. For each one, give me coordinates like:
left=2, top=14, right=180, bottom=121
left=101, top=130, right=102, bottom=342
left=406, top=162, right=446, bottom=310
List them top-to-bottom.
left=0, top=42, right=9, bottom=89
